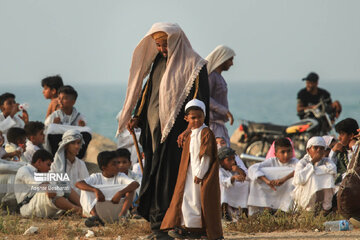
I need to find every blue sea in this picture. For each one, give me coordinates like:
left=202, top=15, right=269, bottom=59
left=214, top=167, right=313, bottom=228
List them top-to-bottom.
left=2, top=81, right=360, bottom=141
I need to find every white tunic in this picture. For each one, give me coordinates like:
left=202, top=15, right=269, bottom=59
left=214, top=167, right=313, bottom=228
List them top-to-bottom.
left=44, top=108, right=86, bottom=127
left=0, top=113, right=25, bottom=143
left=181, top=124, right=210, bottom=228
left=23, top=140, right=40, bottom=163
left=5, top=142, right=28, bottom=163
left=291, top=154, right=336, bottom=210
left=50, top=157, right=89, bottom=194
left=247, top=157, right=298, bottom=215
left=14, top=164, right=61, bottom=218
left=219, top=167, right=249, bottom=208
left=80, top=172, right=136, bottom=222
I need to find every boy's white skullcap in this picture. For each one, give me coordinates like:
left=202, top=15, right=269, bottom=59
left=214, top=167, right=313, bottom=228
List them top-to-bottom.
left=185, top=99, right=206, bottom=116
left=306, top=136, right=326, bottom=149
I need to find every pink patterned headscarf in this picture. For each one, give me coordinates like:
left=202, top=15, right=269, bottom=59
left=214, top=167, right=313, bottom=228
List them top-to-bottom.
left=265, top=137, right=296, bottom=159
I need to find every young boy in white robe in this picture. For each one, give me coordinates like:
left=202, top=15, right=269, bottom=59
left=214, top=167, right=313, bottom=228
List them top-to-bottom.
left=44, top=85, right=86, bottom=127
left=0, top=93, right=28, bottom=143
left=161, top=99, right=223, bottom=240
left=24, top=121, right=45, bottom=162
left=4, top=127, right=28, bottom=162
left=50, top=129, right=89, bottom=197
left=292, top=136, right=336, bottom=213
left=248, top=138, right=298, bottom=215
left=218, top=146, right=249, bottom=221
left=15, top=149, right=82, bottom=217
left=75, top=151, right=139, bottom=227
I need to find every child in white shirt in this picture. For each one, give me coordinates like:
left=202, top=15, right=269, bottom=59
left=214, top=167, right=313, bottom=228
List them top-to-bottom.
left=292, top=136, right=336, bottom=212
left=76, top=151, right=139, bottom=227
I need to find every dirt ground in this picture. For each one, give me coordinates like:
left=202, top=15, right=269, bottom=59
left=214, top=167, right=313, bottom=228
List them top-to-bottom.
left=1, top=216, right=360, bottom=240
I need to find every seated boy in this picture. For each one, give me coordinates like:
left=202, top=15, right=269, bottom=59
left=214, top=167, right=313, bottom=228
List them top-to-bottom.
left=41, top=75, right=64, bottom=118
left=44, top=85, right=86, bottom=127
left=0, top=93, right=28, bottom=143
left=161, top=99, right=223, bottom=240
left=331, top=118, right=359, bottom=184
left=24, top=121, right=45, bottom=162
left=5, top=127, right=28, bottom=162
left=50, top=129, right=89, bottom=195
left=216, top=136, right=248, bottom=170
left=292, top=136, right=336, bottom=212
left=248, top=138, right=298, bottom=215
left=218, top=146, right=249, bottom=221
left=115, top=148, right=142, bottom=185
left=15, top=149, right=82, bottom=218
left=76, top=151, right=139, bottom=227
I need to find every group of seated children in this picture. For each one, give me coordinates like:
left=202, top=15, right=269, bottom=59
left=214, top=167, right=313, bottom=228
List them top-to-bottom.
left=217, top=117, right=359, bottom=220
left=13, top=129, right=140, bottom=226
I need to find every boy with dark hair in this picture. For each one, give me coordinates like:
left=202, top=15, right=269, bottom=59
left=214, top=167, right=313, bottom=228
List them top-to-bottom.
left=41, top=75, right=64, bottom=118
left=44, top=85, right=86, bottom=127
left=0, top=92, right=28, bottom=143
left=161, top=99, right=223, bottom=240
left=331, top=118, right=359, bottom=184
left=24, top=121, right=45, bottom=162
left=5, top=127, right=27, bottom=162
left=248, top=138, right=298, bottom=215
left=218, top=146, right=248, bottom=221
left=115, top=148, right=141, bottom=182
left=15, top=149, right=82, bottom=217
left=76, top=150, right=140, bottom=227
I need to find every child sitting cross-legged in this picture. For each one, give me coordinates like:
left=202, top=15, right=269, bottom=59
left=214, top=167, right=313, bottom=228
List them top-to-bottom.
left=161, top=99, right=223, bottom=240
left=23, top=121, right=45, bottom=162
left=50, top=129, right=89, bottom=195
left=292, top=136, right=336, bottom=213
left=247, top=138, right=299, bottom=215
left=218, top=146, right=249, bottom=221
left=15, top=149, right=82, bottom=218
left=76, top=151, right=139, bottom=227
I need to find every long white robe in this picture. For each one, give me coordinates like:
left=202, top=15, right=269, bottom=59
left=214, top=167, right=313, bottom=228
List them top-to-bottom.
left=181, top=124, right=210, bottom=228
left=291, top=154, right=336, bottom=210
left=50, top=157, right=89, bottom=195
left=247, top=157, right=298, bottom=215
left=14, top=164, right=62, bottom=218
left=219, top=167, right=249, bottom=208
left=80, top=172, right=136, bottom=222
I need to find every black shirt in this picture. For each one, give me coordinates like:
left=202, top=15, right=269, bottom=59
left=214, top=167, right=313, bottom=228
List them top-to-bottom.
left=297, top=87, right=331, bottom=108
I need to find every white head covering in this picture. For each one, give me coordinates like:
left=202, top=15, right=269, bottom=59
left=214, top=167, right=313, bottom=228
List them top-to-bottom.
left=117, top=22, right=207, bottom=143
left=205, top=45, right=236, bottom=74
left=185, top=99, right=206, bottom=116
left=51, top=129, right=84, bottom=173
left=322, top=135, right=335, bottom=149
left=306, top=136, right=326, bottom=149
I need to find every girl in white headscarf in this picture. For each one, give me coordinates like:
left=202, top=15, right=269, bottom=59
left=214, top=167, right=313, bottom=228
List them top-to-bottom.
left=50, top=129, right=89, bottom=196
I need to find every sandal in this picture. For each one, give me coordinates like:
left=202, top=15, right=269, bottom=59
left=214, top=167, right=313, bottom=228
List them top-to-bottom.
left=85, top=216, right=105, bottom=227
left=168, top=227, right=191, bottom=239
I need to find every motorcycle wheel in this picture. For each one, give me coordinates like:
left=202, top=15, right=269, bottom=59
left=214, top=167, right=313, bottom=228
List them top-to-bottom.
left=245, top=140, right=271, bottom=157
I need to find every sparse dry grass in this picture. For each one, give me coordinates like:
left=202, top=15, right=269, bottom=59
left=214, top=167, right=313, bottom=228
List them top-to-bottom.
left=0, top=207, right=346, bottom=239
left=226, top=208, right=342, bottom=233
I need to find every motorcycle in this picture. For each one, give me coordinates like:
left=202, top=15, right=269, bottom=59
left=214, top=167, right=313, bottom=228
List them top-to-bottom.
left=230, top=98, right=336, bottom=159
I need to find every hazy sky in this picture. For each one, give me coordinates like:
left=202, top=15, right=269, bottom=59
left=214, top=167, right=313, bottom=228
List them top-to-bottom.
left=1, top=0, right=360, bottom=85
